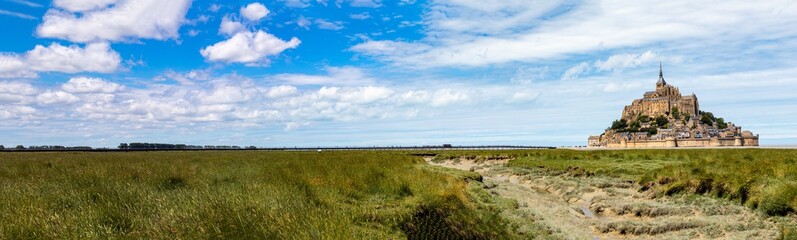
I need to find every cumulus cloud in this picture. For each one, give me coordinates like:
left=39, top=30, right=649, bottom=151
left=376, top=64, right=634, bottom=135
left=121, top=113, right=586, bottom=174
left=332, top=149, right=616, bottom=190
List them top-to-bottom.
left=37, top=0, right=192, bottom=42
left=240, top=3, right=269, bottom=21
left=219, top=17, right=245, bottom=36
left=200, top=30, right=300, bottom=65
left=26, top=42, right=121, bottom=73
left=0, top=43, right=121, bottom=78
left=0, top=55, right=37, bottom=78
left=61, top=77, right=122, bottom=93
left=0, top=81, right=38, bottom=104
left=195, top=82, right=258, bottom=104
left=265, top=85, right=297, bottom=98
left=37, top=90, right=80, bottom=105
left=0, top=105, right=36, bottom=120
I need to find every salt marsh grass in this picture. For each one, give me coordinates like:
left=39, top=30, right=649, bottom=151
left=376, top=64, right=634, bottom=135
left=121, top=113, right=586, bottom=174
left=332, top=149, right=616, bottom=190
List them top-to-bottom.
left=0, top=151, right=516, bottom=239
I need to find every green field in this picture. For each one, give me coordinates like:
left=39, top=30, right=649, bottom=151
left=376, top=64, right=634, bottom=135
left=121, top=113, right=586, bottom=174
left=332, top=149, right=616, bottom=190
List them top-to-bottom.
left=1, top=149, right=796, bottom=239
left=0, top=151, right=521, bottom=239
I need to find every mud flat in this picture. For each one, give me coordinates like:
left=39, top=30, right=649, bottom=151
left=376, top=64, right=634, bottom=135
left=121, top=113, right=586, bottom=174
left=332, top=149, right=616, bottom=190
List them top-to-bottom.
left=427, top=156, right=791, bottom=239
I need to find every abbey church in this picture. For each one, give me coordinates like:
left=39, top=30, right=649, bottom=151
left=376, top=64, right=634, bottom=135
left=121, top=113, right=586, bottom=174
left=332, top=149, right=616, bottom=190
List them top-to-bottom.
left=588, top=65, right=758, bottom=148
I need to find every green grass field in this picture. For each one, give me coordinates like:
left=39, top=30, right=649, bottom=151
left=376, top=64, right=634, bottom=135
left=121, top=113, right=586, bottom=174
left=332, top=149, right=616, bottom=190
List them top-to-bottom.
left=2, top=149, right=796, bottom=239
left=0, top=151, right=522, bottom=239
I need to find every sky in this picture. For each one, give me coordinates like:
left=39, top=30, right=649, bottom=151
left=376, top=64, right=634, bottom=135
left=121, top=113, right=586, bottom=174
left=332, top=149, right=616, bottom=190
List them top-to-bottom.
left=1, top=0, right=796, bottom=148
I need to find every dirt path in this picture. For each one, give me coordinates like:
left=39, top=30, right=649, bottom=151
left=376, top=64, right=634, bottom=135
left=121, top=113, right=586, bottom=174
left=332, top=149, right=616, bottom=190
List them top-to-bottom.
left=427, top=157, right=781, bottom=239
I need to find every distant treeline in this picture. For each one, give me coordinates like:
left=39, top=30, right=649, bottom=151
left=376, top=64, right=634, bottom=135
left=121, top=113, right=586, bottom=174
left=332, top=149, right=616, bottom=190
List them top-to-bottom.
left=1, top=143, right=554, bottom=151
left=119, top=143, right=254, bottom=150
left=0, top=145, right=96, bottom=150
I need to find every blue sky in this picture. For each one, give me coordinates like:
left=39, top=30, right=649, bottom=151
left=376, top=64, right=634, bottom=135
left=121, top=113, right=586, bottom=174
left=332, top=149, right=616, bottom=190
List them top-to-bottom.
left=1, top=0, right=796, bottom=147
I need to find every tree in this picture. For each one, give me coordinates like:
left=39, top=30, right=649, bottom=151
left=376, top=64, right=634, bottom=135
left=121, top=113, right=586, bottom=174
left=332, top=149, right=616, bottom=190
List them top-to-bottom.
left=671, top=107, right=680, bottom=119
left=700, top=111, right=716, bottom=125
left=638, top=115, right=651, bottom=123
left=656, top=115, right=669, bottom=127
left=717, top=118, right=728, bottom=129
left=610, top=119, right=628, bottom=130
left=628, top=121, right=641, bottom=132
left=118, top=143, right=129, bottom=150
left=0, top=145, right=4, bottom=150
left=15, top=145, right=25, bottom=150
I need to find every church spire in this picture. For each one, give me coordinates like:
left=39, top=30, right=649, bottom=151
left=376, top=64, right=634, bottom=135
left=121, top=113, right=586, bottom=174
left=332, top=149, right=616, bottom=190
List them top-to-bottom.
left=656, top=62, right=666, bottom=86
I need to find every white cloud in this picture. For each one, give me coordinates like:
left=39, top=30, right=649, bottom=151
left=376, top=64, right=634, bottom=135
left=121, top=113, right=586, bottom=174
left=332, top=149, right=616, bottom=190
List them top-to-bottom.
left=8, top=0, right=43, bottom=8
left=37, top=0, right=192, bottom=42
left=52, top=0, right=120, bottom=12
left=283, top=0, right=311, bottom=8
left=347, top=0, right=381, bottom=8
left=351, top=1, right=797, bottom=68
left=240, top=3, right=269, bottom=21
left=208, top=4, right=222, bottom=12
left=0, top=9, right=37, bottom=20
left=349, top=12, right=371, bottom=20
left=294, top=16, right=312, bottom=29
left=219, top=17, right=245, bottom=36
left=314, top=19, right=344, bottom=30
left=200, top=30, right=300, bottom=65
left=350, top=40, right=430, bottom=58
left=26, top=42, right=120, bottom=73
left=0, top=43, right=121, bottom=78
left=594, top=51, right=658, bottom=72
left=0, top=55, right=37, bottom=78
left=561, top=62, right=590, bottom=80
left=271, top=66, right=373, bottom=85
left=160, top=69, right=211, bottom=85
left=61, top=77, right=122, bottom=93
left=0, top=81, right=38, bottom=104
left=196, top=82, right=258, bottom=104
left=602, top=82, right=643, bottom=93
left=265, top=85, right=297, bottom=98
left=340, top=86, right=393, bottom=104
left=430, top=89, right=468, bottom=107
left=37, top=90, right=80, bottom=105
left=510, top=91, right=539, bottom=103
left=0, top=106, right=36, bottom=120
left=284, top=121, right=308, bottom=131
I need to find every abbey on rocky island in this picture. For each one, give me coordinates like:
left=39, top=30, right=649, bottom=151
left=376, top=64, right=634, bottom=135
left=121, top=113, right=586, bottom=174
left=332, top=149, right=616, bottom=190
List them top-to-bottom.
left=588, top=64, right=758, bottom=148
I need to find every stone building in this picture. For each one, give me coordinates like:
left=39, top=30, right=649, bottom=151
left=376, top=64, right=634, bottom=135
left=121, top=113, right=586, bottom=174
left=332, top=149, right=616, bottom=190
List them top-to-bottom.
left=621, top=64, right=698, bottom=121
left=588, top=65, right=759, bottom=148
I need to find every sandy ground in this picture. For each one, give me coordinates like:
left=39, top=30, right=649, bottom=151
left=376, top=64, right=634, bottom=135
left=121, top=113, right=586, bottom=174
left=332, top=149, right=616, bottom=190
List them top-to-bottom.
left=426, top=157, right=785, bottom=240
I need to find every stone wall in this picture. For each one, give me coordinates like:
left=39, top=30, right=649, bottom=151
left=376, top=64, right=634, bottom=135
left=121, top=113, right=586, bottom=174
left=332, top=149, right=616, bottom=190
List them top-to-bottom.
left=603, top=136, right=759, bottom=148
